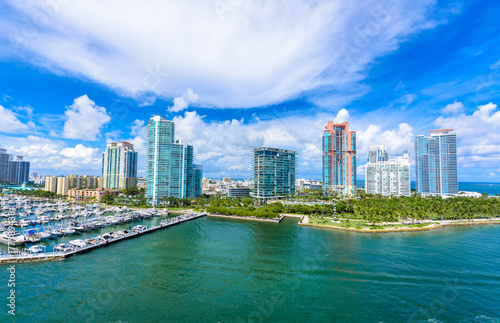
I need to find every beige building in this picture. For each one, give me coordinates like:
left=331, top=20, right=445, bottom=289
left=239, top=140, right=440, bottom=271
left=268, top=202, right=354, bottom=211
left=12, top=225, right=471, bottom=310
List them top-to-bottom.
left=45, top=175, right=104, bottom=195
left=69, top=175, right=82, bottom=189
left=44, top=176, right=58, bottom=193
left=56, top=177, right=70, bottom=196
left=97, top=177, right=104, bottom=189
left=119, top=177, right=136, bottom=189
left=67, top=188, right=120, bottom=202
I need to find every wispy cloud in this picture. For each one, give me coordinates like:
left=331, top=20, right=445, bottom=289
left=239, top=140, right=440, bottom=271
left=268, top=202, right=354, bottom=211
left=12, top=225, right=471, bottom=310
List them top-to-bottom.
left=0, top=0, right=443, bottom=109
left=443, top=100, right=464, bottom=114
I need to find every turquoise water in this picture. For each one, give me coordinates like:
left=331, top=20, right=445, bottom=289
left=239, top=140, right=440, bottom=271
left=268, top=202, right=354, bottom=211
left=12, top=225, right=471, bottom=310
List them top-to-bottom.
left=458, top=182, right=500, bottom=196
left=1, top=217, right=500, bottom=322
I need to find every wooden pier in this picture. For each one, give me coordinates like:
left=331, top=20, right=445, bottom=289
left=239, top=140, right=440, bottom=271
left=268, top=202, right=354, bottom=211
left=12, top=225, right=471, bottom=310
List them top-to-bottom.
left=0, top=213, right=206, bottom=264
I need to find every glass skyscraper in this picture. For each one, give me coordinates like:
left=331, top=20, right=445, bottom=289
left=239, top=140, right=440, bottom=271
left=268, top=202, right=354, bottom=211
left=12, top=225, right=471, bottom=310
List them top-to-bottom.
left=146, top=115, right=202, bottom=204
left=147, top=115, right=175, bottom=204
left=322, top=121, right=356, bottom=196
left=415, top=129, right=458, bottom=196
left=171, top=139, right=194, bottom=198
left=102, top=142, right=138, bottom=189
left=368, top=145, right=389, bottom=163
left=253, top=147, right=296, bottom=200
left=0, top=149, right=10, bottom=183
left=0, top=150, right=30, bottom=184
left=7, top=156, right=30, bottom=184
left=192, top=164, right=203, bottom=197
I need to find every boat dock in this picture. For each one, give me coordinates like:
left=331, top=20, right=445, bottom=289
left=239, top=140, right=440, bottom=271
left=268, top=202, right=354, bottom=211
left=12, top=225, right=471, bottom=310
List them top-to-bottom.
left=0, top=213, right=206, bottom=264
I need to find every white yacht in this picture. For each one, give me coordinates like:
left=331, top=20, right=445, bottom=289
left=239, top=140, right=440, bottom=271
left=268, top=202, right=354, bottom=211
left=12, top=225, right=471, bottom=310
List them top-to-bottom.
left=19, top=219, right=31, bottom=227
left=132, top=225, right=147, bottom=232
left=62, top=227, right=76, bottom=235
left=51, top=229, right=63, bottom=238
left=0, top=230, right=27, bottom=245
left=37, top=230, right=52, bottom=240
left=68, top=239, right=87, bottom=248
left=54, top=243, right=73, bottom=252
left=27, top=245, right=45, bottom=253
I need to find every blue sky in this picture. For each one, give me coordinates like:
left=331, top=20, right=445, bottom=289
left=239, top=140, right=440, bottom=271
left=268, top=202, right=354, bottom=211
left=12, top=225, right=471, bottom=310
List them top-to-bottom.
left=0, top=0, right=499, bottom=181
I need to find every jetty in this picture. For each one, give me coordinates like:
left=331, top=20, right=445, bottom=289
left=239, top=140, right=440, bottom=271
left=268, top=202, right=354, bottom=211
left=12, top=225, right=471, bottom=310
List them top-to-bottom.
left=0, top=213, right=206, bottom=264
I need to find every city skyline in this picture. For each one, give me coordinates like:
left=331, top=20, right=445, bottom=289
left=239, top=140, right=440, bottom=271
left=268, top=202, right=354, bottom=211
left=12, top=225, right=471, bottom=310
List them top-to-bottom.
left=0, top=1, right=499, bottom=182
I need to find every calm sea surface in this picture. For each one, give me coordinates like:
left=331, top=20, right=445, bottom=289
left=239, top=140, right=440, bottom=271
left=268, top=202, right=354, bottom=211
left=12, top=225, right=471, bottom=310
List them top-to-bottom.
left=1, top=217, right=499, bottom=322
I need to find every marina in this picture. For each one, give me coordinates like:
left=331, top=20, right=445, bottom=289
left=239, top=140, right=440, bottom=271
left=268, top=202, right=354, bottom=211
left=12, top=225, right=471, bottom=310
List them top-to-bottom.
left=0, top=196, right=166, bottom=244
left=0, top=212, right=206, bottom=263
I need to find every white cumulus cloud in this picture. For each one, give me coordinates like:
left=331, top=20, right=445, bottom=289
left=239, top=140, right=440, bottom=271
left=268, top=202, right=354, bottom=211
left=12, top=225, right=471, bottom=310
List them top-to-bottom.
left=168, top=88, right=199, bottom=113
left=62, top=95, right=111, bottom=141
left=435, top=102, right=500, bottom=168
left=0, top=104, right=31, bottom=134
left=334, top=109, right=350, bottom=123
left=356, top=122, right=414, bottom=159
left=4, top=136, right=102, bottom=174
left=60, top=144, right=99, bottom=159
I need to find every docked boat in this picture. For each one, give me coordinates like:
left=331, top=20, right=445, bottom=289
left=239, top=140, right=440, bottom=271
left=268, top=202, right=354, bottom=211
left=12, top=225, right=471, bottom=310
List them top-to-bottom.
left=38, top=215, right=50, bottom=222
left=19, top=219, right=31, bottom=227
left=92, top=220, right=104, bottom=228
left=70, top=222, right=85, bottom=233
left=83, top=223, right=95, bottom=231
left=132, top=225, right=147, bottom=232
left=62, top=227, right=76, bottom=235
left=24, top=229, right=42, bottom=243
left=51, top=229, right=63, bottom=238
left=116, top=229, right=131, bottom=236
left=0, top=230, right=27, bottom=245
left=37, top=230, right=52, bottom=240
left=100, top=233, right=114, bottom=240
left=84, top=238, right=101, bottom=246
left=68, top=239, right=87, bottom=248
left=54, top=243, right=73, bottom=252
left=27, top=245, right=45, bottom=253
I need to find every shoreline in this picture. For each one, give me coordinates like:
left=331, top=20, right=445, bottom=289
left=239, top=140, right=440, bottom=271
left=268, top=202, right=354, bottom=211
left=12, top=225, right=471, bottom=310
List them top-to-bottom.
left=206, top=213, right=284, bottom=223
left=298, top=216, right=500, bottom=233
